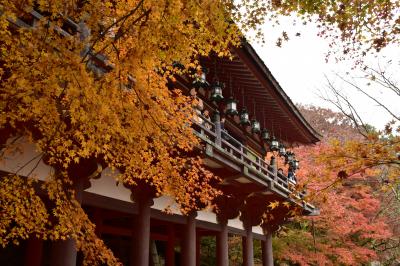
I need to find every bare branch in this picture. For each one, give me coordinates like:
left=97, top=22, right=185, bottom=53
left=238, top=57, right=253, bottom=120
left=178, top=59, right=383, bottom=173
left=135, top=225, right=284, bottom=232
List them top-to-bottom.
left=82, top=0, right=146, bottom=62
left=363, top=66, right=400, bottom=96
left=336, top=73, right=400, bottom=122
left=319, top=75, right=369, bottom=137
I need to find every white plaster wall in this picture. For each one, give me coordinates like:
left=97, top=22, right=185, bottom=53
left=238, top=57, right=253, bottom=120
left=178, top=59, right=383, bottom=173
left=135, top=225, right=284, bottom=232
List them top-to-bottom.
left=0, top=138, right=53, bottom=181
left=0, top=141, right=264, bottom=234
left=86, top=168, right=132, bottom=202
left=87, top=174, right=264, bottom=234
left=151, top=195, right=263, bottom=234
left=153, top=195, right=181, bottom=213
left=197, top=208, right=218, bottom=224
left=227, top=217, right=263, bottom=235
left=252, top=225, right=264, bottom=235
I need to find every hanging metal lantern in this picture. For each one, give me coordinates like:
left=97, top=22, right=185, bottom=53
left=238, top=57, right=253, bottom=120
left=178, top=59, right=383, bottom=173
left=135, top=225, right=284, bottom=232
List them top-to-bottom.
left=172, top=61, right=184, bottom=70
left=192, top=67, right=209, bottom=89
left=210, top=81, right=224, bottom=102
left=225, top=97, right=238, bottom=116
left=239, top=108, right=250, bottom=125
left=251, top=119, right=261, bottom=133
left=261, top=128, right=270, bottom=142
left=270, top=136, right=279, bottom=151
left=278, top=144, right=286, bottom=157
left=285, top=151, right=295, bottom=164
left=289, top=158, right=300, bottom=170
left=294, top=159, right=300, bottom=169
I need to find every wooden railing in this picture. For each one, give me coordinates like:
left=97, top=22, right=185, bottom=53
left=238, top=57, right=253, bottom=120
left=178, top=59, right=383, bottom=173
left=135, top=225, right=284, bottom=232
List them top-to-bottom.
left=192, top=112, right=296, bottom=194
left=191, top=115, right=318, bottom=213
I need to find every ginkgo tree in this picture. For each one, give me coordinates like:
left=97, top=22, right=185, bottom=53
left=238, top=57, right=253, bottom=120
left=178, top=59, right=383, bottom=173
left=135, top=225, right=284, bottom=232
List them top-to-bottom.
left=1, top=0, right=400, bottom=265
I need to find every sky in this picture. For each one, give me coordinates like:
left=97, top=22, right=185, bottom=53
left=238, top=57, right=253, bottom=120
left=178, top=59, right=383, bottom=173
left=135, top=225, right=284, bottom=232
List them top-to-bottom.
left=251, top=17, right=400, bottom=130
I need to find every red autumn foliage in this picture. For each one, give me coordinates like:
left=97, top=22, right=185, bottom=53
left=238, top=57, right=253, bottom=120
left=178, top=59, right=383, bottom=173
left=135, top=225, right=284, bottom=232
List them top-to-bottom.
left=273, top=105, right=392, bottom=265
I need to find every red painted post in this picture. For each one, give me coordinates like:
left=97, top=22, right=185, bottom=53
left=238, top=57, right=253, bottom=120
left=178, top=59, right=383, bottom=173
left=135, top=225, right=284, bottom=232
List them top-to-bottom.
left=50, top=178, right=84, bottom=266
left=131, top=195, right=153, bottom=266
left=92, top=208, right=103, bottom=237
left=182, top=212, right=197, bottom=266
left=216, top=218, right=229, bottom=266
left=242, top=222, right=254, bottom=266
left=166, top=225, right=175, bottom=266
left=262, top=232, right=274, bottom=266
left=196, top=233, right=201, bottom=266
left=24, top=237, right=43, bottom=266
left=50, top=239, right=78, bottom=266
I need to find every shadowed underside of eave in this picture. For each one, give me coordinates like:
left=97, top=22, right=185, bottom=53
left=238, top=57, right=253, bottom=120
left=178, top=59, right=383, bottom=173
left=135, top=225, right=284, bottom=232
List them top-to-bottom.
left=202, top=42, right=321, bottom=146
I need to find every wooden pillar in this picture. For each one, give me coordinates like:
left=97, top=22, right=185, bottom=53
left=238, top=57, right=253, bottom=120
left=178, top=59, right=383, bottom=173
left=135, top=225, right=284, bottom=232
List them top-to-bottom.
left=214, top=112, right=222, bottom=146
left=270, top=156, right=277, bottom=181
left=50, top=178, right=84, bottom=266
left=131, top=195, right=153, bottom=266
left=92, top=208, right=103, bottom=237
left=182, top=212, right=197, bottom=266
left=216, top=218, right=229, bottom=266
left=242, top=222, right=254, bottom=266
left=166, top=225, right=175, bottom=266
left=262, top=232, right=274, bottom=266
left=196, top=233, right=201, bottom=266
left=24, top=237, right=43, bottom=266
left=50, top=239, right=78, bottom=266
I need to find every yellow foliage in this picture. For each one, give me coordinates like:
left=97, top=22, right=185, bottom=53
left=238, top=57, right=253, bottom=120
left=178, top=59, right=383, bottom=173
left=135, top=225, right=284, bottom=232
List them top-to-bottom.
left=0, top=0, right=251, bottom=263
left=2, top=0, right=399, bottom=264
left=268, top=200, right=280, bottom=210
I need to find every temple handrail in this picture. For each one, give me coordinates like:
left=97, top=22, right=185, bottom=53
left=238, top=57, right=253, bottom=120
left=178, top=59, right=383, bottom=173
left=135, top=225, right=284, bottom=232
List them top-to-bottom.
left=192, top=102, right=297, bottom=195
left=192, top=114, right=315, bottom=206
left=192, top=118, right=293, bottom=190
left=220, top=126, right=274, bottom=174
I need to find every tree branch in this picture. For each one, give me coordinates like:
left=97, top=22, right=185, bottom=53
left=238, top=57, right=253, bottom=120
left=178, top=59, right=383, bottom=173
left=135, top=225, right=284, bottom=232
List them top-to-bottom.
left=336, top=73, right=400, bottom=122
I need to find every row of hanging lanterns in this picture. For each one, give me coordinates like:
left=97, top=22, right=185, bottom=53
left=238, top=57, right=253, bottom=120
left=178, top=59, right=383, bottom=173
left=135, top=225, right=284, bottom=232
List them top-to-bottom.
left=192, top=65, right=300, bottom=171
left=192, top=66, right=273, bottom=145
left=193, top=66, right=227, bottom=104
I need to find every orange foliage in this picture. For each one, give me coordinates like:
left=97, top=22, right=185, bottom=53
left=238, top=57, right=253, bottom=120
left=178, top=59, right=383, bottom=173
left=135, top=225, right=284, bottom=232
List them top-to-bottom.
left=1, top=1, right=400, bottom=264
left=273, top=106, right=393, bottom=265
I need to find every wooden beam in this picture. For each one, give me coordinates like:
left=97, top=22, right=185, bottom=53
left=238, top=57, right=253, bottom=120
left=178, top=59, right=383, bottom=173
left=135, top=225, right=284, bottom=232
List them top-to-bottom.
left=101, top=225, right=132, bottom=237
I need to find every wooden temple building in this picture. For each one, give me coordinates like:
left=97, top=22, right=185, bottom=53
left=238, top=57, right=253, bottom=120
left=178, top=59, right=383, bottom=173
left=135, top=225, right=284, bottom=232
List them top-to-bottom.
left=0, top=11, right=320, bottom=266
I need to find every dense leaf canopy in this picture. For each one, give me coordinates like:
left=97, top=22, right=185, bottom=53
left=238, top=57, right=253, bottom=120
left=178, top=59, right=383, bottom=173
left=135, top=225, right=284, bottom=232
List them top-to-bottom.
left=1, top=0, right=400, bottom=264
